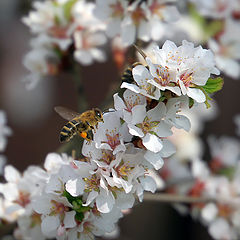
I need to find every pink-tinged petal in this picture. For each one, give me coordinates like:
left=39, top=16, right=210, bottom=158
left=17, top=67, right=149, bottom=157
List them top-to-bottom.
left=187, top=88, right=206, bottom=103
left=113, top=93, right=126, bottom=111
left=131, top=105, right=146, bottom=124
left=154, top=121, right=172, bottom=137
left=128, top=124, right=144, bottom=138
left=142, top=133, right=163, bottom=153
left=144, top=151, right=164, bottom=170
left=4, top=165, right=21, bottom=183
left=139, top=176, right=157, bottom=193
left=65, top=178, right=85, bottom=197
left=83, top=190, right=98, bottom=206
left=96, top=190, right=115, bottom=213
left=64, top=211, right=76, bottom=228
left=41, top=215, right=60, bottom=238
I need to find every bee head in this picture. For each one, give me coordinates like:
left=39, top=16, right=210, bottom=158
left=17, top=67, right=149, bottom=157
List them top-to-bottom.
left=94, top=108, right=104, bottom=122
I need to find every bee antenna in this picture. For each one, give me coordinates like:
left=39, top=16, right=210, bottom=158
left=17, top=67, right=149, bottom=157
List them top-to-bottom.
left=133, top=44, right=147, bottom=59
left=103, top=109, right=115, bottom=114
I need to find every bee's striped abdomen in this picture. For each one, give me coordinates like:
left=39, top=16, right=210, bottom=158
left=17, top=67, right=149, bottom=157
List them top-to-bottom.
left=121, top=62, right=142, bottom=84
left=59, top=119, right=78, bottom=143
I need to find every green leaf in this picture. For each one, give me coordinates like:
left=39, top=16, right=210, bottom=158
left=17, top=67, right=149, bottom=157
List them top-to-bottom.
left=63, top=0, right=78, bottom=21
left=188, top=3, right=206, bottom=27
left=205, top=21, right=224, bottom=39
left=202, top=77, right=224, bottom=94
left=194, top=86, right=212, bottom=109
left=159, top=95, right=167, bottom=102
left=189, top=98, right=194, bottom=108
left=120, top=118, right=125, bottom=125
left=218, top=167, right=235, bottom=180
left=62, top=190, right=76, bottom=203
left=75, top=212, right=84, bottom=222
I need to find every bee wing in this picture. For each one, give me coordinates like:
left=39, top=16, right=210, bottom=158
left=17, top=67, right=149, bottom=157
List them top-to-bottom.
left=54, top=106, right=80, bottom=121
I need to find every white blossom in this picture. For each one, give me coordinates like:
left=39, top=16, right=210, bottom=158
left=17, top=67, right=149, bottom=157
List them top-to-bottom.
left=208, top=19, right=240, bottom=79
left=128, top=102, right=172, bottom=153
left=94, top=111, right=132, bottom=155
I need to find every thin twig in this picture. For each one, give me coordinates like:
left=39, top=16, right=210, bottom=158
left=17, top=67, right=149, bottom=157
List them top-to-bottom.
left=133, top=44, right=147, bottom=59
left=73, top=63, right=88, bottom=112
left=144, top=192, right=215, bottom=204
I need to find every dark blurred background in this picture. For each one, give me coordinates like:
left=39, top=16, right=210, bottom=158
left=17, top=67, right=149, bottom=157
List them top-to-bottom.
left=0, top=1, right=240, bottom=239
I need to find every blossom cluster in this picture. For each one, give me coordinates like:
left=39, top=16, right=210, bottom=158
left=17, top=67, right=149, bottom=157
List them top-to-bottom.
left=22, top=0, right=107, bottom=89
left=22, top=0, right=182, bottom=89
left=94, top=0, right=180, bottom=46
left=186, top=0, right=240, bottom=79
left=0, top=40, right=222, bottom=239
left=156, top=125, right=240, bottom=240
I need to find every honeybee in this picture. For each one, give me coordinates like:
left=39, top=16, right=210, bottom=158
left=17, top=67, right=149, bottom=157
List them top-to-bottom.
left=121, top=62, right=143, bottom=84
left=54, top=106, right=104, bottom=143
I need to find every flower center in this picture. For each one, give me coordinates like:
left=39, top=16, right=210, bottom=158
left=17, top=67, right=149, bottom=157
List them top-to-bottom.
left=216, top=0, right=228, bottom=13
left=149, top=1, right=164, bottom=18
left=110, top=2, right=124, bottom=18
left=131, top=7, right=146, bottom=25
left=49, top=26, right=69, bottom=39
left=154, top=66, right=170, bottom=87
left=180, top=71, right=193, bottom=87
left=125, top=95, right=142, bottom=112
left=136, top=116, right=160, bottom=134
left=104, top=131, right=121, bottom=151
left=101, top=150, right=115, bottom=164
left=116, top=160, right=133, bottom=180
left=84, top=175, right=100, bottom=193
left=14, top=191, right=30, bottom=207
left=50, top=200, right=69, bottom=215
left=217, top=204, right=233, bottom=218
left=30, top=212, right=42, bottom=228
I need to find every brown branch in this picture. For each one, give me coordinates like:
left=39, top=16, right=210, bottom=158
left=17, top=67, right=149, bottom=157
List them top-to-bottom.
left=144, top=192, right=215, bottom=204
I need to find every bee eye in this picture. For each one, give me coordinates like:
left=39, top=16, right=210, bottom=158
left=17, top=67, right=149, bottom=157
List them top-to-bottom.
left=95, top=109, right=102, bottom=118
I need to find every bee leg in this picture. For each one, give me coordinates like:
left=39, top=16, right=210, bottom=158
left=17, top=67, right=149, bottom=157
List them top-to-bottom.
left=85, top=130, right=93, bottom=145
